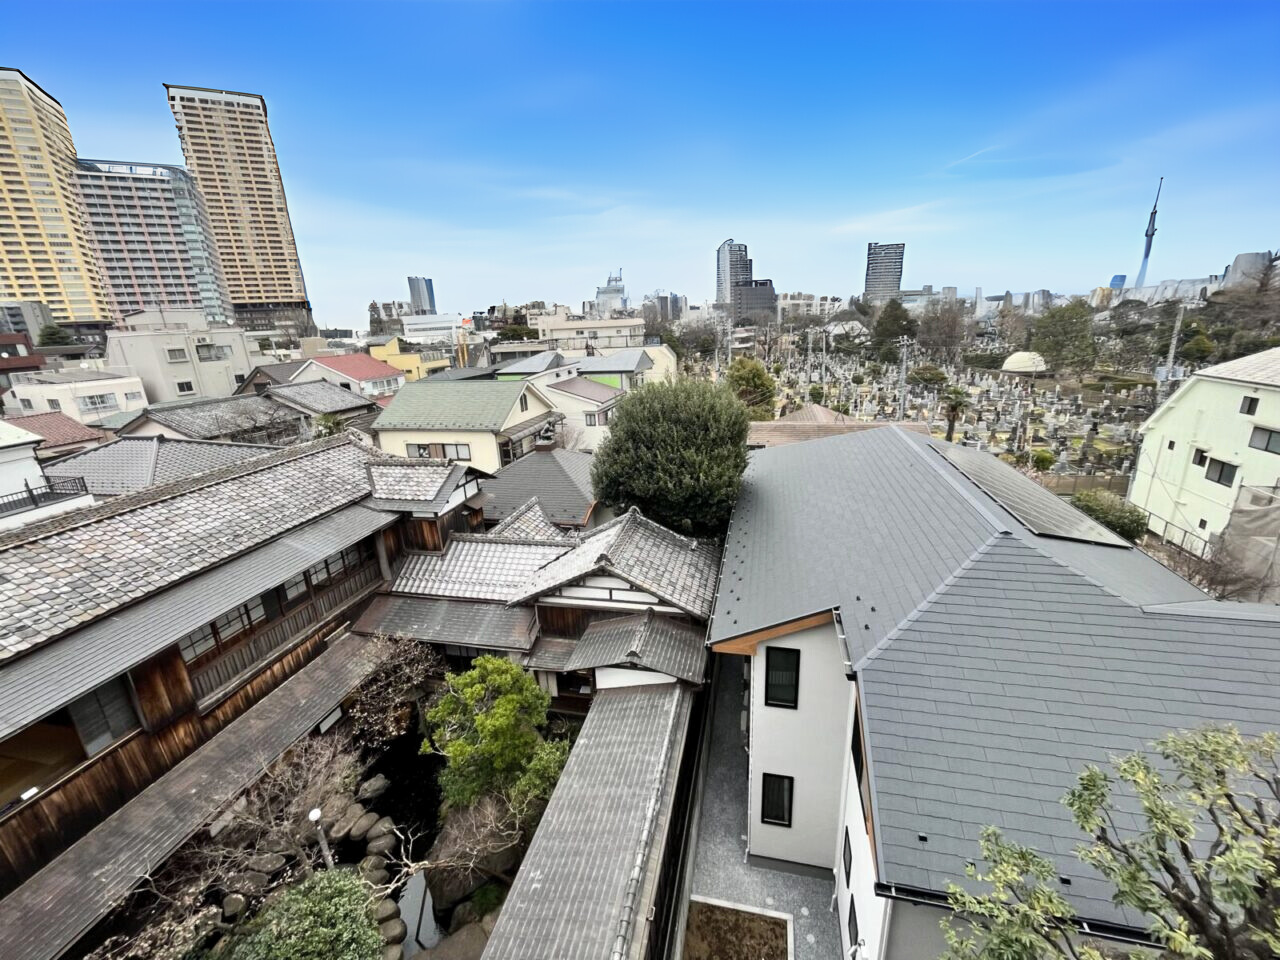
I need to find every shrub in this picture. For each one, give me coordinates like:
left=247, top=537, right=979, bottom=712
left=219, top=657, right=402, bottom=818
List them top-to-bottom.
left=1030, top=449, right=1057, bottom=472
left=1070, top=489, right=1147, bottom=542
left=226, top=871, right=379, bottom=960
left=470, top=882, right=507, bottom=917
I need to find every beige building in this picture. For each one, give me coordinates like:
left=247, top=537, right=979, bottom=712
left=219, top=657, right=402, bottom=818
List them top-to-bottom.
left=0, top=68, right=110, bottom=333
left=164, top=84, right=313, bottom=341
left=529, top=304, right=645, bottom=350
left=104, top=308, right=264, bottom=403
left=3, top=367, right=148, bottom=426
left=374, top=379, right=563, bottom=474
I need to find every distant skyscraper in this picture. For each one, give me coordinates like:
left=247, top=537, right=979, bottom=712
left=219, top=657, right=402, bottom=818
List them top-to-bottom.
left=0, top=68, right=111, bottom=331
left=164, top=83, right=314, bottom=340
left=76, top=160, right=234, bottom=325
left=716, top=239, right=752, bottom=304
left=864, top=242, right=905, bottom=303
left=595, top=270, right=628, bottom=316
left=408, top=276, right=436, bottom=315
left=731, top=279, right=777, bottom=322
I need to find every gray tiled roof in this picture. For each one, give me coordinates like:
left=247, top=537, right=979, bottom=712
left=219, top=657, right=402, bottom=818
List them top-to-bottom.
left=1193, top=346, right=1280, bottom=387
left=576, top=348, right=654, bottom=374
left=499, top=351, right=564, bottom=375
left=254, top=359, right=308, bottom=383
left=545, top=375, right=623, bottom=404
left=373, top=378, right=527, bottom=431
left=266, top=380, right=374, bottom=414
left=143, top=394, right=301, bottom=439
left=710, top=427, right=1201, bottom=655
left=0, top=437, right=380, bottom=659
left=45, top=437, right=277, bottom=496
left=481, top=449, right=596, bottom=525
left=368, top=459, right=455, bottom=501
left=488, top=498, right=571, bottom=541
left=509, top=508, right=720, bottom=619
left=860, top=533, right=1280, bottom=928
left=391, top=537, right=570, bottom=602
left=353, top=595, right=537, bottom=651
left=564, top=610, right=707, bottom=683
left=521, top=636, right=578, bottom=671
left=482, top=683, right=692, bottom=960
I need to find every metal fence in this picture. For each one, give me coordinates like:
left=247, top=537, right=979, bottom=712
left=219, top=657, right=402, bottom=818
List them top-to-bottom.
left=1036, top=474, right=1131, bottom=498
left=0, top=476, right=88, bottom=518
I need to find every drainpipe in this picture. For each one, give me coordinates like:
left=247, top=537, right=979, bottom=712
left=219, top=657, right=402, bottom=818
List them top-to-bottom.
left=374, top=532, right=393, bottom=581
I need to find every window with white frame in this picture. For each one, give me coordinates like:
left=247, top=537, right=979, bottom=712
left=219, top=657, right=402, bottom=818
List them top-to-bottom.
left=166, top=347, right=187, bottom=362
left=125, top=391, right=143, bottom=402
left=76, top=393, right=118, bottom=413
left=18, top=398, right=32, bottom=410
left=47, top=398, right=60, bottom=411
left=585, top=413, right=597, bottom=426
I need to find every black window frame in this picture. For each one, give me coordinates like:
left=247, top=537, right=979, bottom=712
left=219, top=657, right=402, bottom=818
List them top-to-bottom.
left=1241, top=396, right=1259, bottom=415
left=1249, top=426, right=1280, bottom=455
left=1167, top=440, right=1175, bottom=450
left=1192, top=448, right=1207, bottom=466
left=1205, top=457, right=1238, bottom=487
left=764, top=646, right=800, bottom=709
left=852, top=710, right=865, bottom=783
left=761, top=772, right=794, bottom=827
left=843, top=827, right=852, bottom=885
left=847, top=893, right=860, bottom=951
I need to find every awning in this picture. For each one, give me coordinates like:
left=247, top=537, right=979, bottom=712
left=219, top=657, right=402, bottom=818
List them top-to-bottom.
left=499, top=411, right=565, bottom=444
left=0, top=504, right=396, bottom=741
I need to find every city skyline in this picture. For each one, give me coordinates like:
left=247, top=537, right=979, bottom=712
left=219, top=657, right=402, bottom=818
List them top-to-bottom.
left=2, top=1, right=1277, bottom=327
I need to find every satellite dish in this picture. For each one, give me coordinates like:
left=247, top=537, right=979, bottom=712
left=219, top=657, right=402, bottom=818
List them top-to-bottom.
left=80, top=362, right=90, bottom=369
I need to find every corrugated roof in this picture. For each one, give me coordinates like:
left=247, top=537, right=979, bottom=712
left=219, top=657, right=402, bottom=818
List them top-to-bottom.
left=1191, top=346, right=1280, bottom=387
left=500, top=351, right=564, bottom=375
left=545, top=376, right=623, bottom=404
left=373, top=378, right=527, bottom=431
left=266, top=380, right=373, bottom=414
left=1, top=412, right=104, bottom=448
left=0, top=437, right=380, bottom=659
left=45, top=437, right=277, bottom=496
left=481, top=449, right=595, bottom=525
left=488, top=498, right=571, bottom=541
left=509, top=508, right=720, bottom=619
left=391, top=537, right=570, bottom=602
left=353, top=595, right=536, bottom=651
left=564, top=610, right=707, bottom=684
left=482, top=683, right=692, bottom=960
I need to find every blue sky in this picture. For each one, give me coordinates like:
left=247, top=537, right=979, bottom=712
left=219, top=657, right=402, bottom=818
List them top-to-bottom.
left=6, top=1, right=1278, bottom=327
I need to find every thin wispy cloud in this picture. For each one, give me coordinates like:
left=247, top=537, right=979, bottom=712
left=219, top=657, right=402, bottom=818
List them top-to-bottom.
left=945, top=145, right=1001, bottom=169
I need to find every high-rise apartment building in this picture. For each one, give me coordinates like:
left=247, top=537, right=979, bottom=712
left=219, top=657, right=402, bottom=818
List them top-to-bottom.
left=0, top=68, right=111, bottom=334
left=164, top=84, right=314, bottom=341
left=75, top=160, right=234, bottom=325
left=716, top=239, right=752, bottom=304
left=864, top=242, right=905, bottom=303
left=407, top=276, right=436, bottom=315
left=730, top=278, right=777, bottom=323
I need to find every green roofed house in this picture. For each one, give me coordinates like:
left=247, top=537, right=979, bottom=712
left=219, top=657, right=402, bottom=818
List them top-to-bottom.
left=575, top=347, right=653, bottom=392
left=372, top=378, right=563, bottom=472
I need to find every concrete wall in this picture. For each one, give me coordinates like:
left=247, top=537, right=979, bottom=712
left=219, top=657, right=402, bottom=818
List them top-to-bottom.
left=105, top=326, right=258, bottom=403
left=375, top=428, right=503, bottom=473
left=748, top=620, right=849, bottom=869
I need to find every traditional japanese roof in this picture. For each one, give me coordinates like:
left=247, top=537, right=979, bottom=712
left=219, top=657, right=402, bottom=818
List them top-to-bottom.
left=1189, top=346, right=1280, bottom=387
left=575, top=348, right=653, bottom=374
left=308, top=353, right=403, bottom=383
left=545, top=376, right=623, bottom=404
left=373, top=378, right=530, bottom=431
left=266, top=380, right=374, bottom=414
left=141, top=394, right=299, bottom=439
left=93, top=409, right=146, bottom=432
left=1, top=412, right=104, bottom=449
left=746, top=419, right=930, bottom=448
left=0, top=436, right=381, bottom=660
left=44, top=436, right=277, bottom=496
left=481, top=449, right=595, bottom=526
left=364, top=458, right=472, bottom=514
left=488, top=497, right=571, bottom=541
left=508, top=508, right=720, bottom=619
left=391, top=536, right=570, bottom=603
left=353, top=596, right=537, bottom=651
left=564, top=610, right=707, bottom=684
left=520, top=636, right=577, bottom=671
left=483, top=683, right=692, bottom=960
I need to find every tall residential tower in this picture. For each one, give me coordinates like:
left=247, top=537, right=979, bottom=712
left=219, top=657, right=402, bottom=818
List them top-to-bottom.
left=0, top=68, right=111, bottom=335
left=164, top=84, right=314, bottom=341
left=75, top=160, right=234, bottom=325
left=716, top=239, right=751, bottom=304
left=864, top=242, right=905, bottom=304
left=407, top=276, right=436, bottom=315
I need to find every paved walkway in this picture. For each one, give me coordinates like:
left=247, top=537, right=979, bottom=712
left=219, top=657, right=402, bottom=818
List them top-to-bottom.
left=0, top=632, right=385, bottom=960
left=688, top=654, right=842, bottom=960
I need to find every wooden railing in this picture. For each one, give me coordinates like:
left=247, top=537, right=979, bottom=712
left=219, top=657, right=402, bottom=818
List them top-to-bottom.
left=189, top=562, right=381, bottom=704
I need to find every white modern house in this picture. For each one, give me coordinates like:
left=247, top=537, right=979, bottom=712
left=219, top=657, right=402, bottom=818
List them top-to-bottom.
left=105, top=309, right=264, bottom=403
left=1130, top=347, right=1280, bottom=547
left=3, top=367, right=149, bottom=426
left=705, top=427, right=1279, bottom=960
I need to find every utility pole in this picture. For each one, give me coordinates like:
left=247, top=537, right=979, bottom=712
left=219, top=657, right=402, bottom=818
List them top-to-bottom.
left=1158, top=304, right=1185, bottom=405
left=897, top=335, right=910, bottom=421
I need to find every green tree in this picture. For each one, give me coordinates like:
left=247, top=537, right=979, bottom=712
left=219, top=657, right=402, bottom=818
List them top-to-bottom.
left=874, top=299, right=916, bottom=343
left=1031, top=299, right=1096, bottom=377
left=37, top=322, right=73, bottom=347
left=495, top=324, right=539, bottom=342
left=1179, top=333, right=1215, bottom=363
left=725, top=357, right=777, bottom=421
left=910, top=364, right=947, bottom=387
left=591, top=379, right=749, bottom=534
left=808, top=384, right=825, bottom=404
left=940, top=386, right=971, bottom=443
left=310, top=413, right=343, bottom=438
left=1031, top=448, right=1057, bottom=472
left=1069, top=489, right=1148, bottom=542
left=425, top=655, right=551, bottom=812
left=943, top=726, right=1280, bottom=960
left=509, top=738, right=571, bottom=828
left=227, top=870, right=380, bottom=960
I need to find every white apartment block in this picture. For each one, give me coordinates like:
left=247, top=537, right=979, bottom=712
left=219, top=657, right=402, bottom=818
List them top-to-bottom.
left=529, top=304, right=644, bottom=350
left=105, top=309, right=262, bottom=403
left=4, top=367, right=147, bottom=425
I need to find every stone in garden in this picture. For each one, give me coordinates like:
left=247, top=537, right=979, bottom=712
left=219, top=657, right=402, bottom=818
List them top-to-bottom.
left=357, top=774, right=391, bottom=802
left=320, top=793, right=352, bottom=824
left=426, top=798, right=519, bottom=909
left=330, top=802, right=366, bottom=842
left=350, top=811, right=380, bottom=842
left=366, top=816, right=396, bottom=841
left=366, top=833, right=399, bottom=856
left=245, top=852, right=286, bottom=875
left=360, top=854, right=388, bottom=873
left=365, top=868, right=390, bottom=886
left=228, top=871, right=269, bottom=895
left=221, top=893, right=247, bottom=921
left=372, top=898, right=400, bottom=923
left=449, top=899, right=480, bottom=934
left=480, top=910, right=501, bottom=937
left=379, top=917, right=407, bottom=945
left=425, top=922, right=488, bottom=960
left=381, top=947, right=404, bottom=960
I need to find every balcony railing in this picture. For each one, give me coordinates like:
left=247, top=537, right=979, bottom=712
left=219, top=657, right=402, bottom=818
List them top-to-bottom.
left=0, top=476, right=89, bottom=519
left=189, top=562, right=381, bottom=704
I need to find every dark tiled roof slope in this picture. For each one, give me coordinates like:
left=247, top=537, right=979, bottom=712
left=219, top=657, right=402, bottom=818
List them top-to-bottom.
left=267, top=380, right=374, bottom=414
left=144, top=395, right=296, bottom=439
left=0, top=437, right=377, bottom=658
left=45, top=437, right=277, bottom=496
left=481, top=449, right=595, bottom=525
left=488, top=498, right=570, bottom=541
left=391, top=536, right=569, bottom=603
left=354, top=595, right=536, bottom=651
left=565, top=609, right=707, bottom=683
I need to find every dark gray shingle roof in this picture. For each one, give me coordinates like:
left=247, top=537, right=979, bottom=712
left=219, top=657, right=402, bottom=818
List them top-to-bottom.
left=576, top=348, right=653, bottom=374
left=373, top=378, right=527, bottom=431
left=266, top=380, right=374, bottom=414
left=143, top=395, right=300, bottom=439
left=45, top=437, right=277, bottom=496
left=481, top=449, right=596, bottom=526
left=391, top=537, right=570, bottom=602
left=353, top=595, right=537, bottom=651
left=564, top=610, right=707, bottom=683
left=482, top=683, right=692, bottom=960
